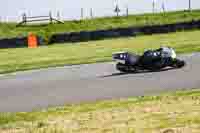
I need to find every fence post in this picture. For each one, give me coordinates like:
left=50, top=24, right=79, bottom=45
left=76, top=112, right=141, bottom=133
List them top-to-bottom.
left=152, top=0, right=156, bottom=13
left=189, top=0, right=191, bottom=11
left=162, top=1, right=165, bottom=13
left=114, top=4, right=120, bottom=17
left=126, top=6, right=129, bottom=17
left=81, top=8, right=84, bottom=19
left=90, top=8, right=93, bottom=18
left=49, top=11, right=53, bottom=24
left=57, top=11, right=60, bottom=20
left=23, top=13, right=27, bottom=24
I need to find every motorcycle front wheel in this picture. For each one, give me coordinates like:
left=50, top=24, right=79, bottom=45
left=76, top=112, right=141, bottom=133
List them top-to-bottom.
left=171, top=59, right=186, bottom=68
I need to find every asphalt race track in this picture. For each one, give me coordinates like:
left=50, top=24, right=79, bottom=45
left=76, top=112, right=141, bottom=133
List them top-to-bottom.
left=0, top=53, right=200, bottom=112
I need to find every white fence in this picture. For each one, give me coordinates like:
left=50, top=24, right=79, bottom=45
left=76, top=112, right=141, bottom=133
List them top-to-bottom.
left=0, top=0, right=198, bottom=22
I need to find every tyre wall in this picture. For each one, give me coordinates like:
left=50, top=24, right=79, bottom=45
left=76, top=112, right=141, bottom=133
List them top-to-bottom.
left=1, top=20, right=200, bottom=48
left=49, top=20, right=200, bottom=44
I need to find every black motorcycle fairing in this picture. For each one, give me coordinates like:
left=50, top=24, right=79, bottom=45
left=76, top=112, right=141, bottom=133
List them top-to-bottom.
left=139, top=50, right=162, bottom=68
left=112, top=52, right=140, bottom=66
left=126, top=53, right=140, bottom=66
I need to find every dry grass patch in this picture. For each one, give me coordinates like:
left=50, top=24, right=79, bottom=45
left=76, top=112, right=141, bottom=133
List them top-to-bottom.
left=1, top=89, right=200, bottom=132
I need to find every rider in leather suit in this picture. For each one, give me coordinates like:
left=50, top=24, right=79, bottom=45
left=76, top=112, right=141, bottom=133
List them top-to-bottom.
left=141, top=46, right=173, bottom=68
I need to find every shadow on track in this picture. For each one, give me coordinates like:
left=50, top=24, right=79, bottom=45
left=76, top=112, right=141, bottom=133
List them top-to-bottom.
left=100, top=67, right=176, bottom=78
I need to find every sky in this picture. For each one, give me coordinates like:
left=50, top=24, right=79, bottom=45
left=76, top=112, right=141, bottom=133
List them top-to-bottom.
left=0, top=0, right=200, bottom=22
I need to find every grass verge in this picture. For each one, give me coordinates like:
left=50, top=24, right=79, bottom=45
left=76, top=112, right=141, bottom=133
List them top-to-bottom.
left=1, top=9, right=200, bottom=39
left=0, top=29, right=200, bottom=74
left=0, top=89, right=200, bottom=133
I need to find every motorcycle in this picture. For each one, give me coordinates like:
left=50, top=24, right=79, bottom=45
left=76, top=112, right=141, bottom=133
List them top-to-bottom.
left=112, top=46, right=186, bottom=73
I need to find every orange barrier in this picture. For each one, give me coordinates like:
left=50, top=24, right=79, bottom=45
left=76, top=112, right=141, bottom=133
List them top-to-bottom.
left=28, top=33, right=38, bottom=48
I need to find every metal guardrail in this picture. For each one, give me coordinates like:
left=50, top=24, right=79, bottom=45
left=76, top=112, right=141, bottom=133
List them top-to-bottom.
left=16, top=12, right=64, bottom=27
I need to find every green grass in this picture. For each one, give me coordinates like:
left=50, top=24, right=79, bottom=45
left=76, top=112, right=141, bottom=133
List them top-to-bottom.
left=1, top=9, right=200, bottom=39
left=0, top=29, right=200, bottom=74
left=1, top=88, right=200, bottom=133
